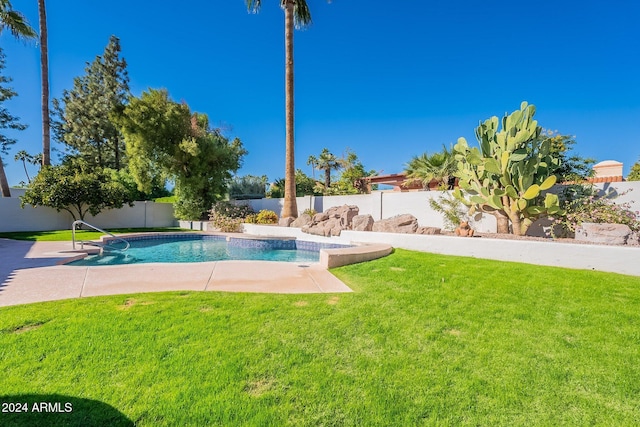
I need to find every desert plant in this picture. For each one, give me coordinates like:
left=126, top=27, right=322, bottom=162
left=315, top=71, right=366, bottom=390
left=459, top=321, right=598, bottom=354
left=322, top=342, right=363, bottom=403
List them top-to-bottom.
left=453, top=102, right=563, bottom=235
left=405, top=145, right=456, bottom=190
left=553, top=185, right=639, bottom=236
left=429, top=194, right=467, bottom=231
left=208, top=201, right=255, bottom=231
left=210, top=201, right=255, bottom=219
left=303, top=208, right=317, bottom=217
left=256, top=209, right=278, bottom=224
left=208, top=211, right=244, bottom=232
left=244, top=213, right=258, bottom=224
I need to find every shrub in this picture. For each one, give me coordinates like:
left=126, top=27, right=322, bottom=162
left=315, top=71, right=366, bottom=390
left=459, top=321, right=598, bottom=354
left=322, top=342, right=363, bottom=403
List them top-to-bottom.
left=553, top=185, right=640, bottom=236
left=429, top=194, right=467, bottom=231
left=208, top=201, right=255, bottom=232
left=210, top=201, right=255, bottom=219
left=303, top=208, right=317, bottom=217
left=256, top=210, right=279, bottom=224
left=208, top=211, right=244, bottom=232
left=244, top=213, right=258, bottom=224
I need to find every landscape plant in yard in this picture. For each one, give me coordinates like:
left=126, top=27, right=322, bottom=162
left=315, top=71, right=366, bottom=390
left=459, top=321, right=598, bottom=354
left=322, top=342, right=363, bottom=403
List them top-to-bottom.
left=453, top=102, right=563, bottom=235
left=553, top=184, right=640, bottom=236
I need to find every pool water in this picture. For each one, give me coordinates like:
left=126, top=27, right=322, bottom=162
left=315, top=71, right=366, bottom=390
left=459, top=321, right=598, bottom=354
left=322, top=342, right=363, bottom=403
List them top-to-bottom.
left=68, top=235, right=332, bottom=266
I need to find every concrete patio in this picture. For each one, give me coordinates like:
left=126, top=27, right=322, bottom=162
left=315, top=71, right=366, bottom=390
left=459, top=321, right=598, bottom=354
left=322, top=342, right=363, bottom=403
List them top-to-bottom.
left=0, top=238, right=353, bottom=308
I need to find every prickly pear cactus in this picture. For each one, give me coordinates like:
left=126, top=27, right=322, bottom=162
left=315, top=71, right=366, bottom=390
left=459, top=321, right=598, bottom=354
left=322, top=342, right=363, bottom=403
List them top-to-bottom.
left=452, top=102, right=564, bottom=235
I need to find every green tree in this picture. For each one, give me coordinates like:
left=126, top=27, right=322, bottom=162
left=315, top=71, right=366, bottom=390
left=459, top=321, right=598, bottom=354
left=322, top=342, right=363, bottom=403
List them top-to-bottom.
left=0, top=0, right=36, bottom=40
left=245, top=0, right=317, bottom=218
left=52, top=36, right=129, bottom=170
left=0, top=48, right=27, bottom=197
left=119, top=89, right=247, bottom=220
left=453, top=102, right=562, bottom=236
left=538, top=130, right=595, bottom=182
left=404, top=145, right=456, bottom=190
left=308, top=148, right=341, bottom=191
left=329, top=149, right=376, bottom=195
left=628, top=158, right=640, bottom=181
left=20, top=163, right=134, bottom=222
left=268, top=169, right=320, bottom=198
left=229, top=175, right=268, bottom=200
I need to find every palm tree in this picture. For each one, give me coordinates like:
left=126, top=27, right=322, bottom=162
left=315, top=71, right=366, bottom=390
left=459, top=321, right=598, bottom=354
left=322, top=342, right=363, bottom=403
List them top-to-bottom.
left=0, top=0, right=37, bottom=40
left=38, top=0, right=50, bottom=166
left=245, top=0, right=313, bottom=218
left=0, top=1, right=36, bottom=197
left=405, top=145, right=457, bottom=190
left=309, top=148, right=341, bottom=191
left=14, top=150, right=33, bottom=183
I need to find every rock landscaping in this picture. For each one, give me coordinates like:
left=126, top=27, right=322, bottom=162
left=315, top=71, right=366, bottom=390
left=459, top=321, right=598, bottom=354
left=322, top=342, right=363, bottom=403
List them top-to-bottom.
left=280, top=205, right=639, bottom=248
left=287, top=205, right=442, bottom=237
left=575, top=222, right=639, bottom=246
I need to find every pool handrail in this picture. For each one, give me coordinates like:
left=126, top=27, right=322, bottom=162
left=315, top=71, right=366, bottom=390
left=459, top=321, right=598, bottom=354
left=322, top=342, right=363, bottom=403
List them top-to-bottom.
left=72, top=220, right=130, bottom=252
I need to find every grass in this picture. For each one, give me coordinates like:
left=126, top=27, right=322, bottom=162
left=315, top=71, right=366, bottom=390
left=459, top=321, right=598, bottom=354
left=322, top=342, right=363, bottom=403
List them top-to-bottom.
left=154, top=196, right=176, bottom=203
left=0, top=227, right=190, bottom=242
left=1, top=249, right=640, bottom=425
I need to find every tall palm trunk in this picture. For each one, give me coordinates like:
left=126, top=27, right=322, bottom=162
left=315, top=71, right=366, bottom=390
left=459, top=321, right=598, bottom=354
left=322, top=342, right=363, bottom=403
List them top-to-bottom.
left=38, top=0, right=50, bottom=166
left=281, top=0, right=298, bottom=218
left=0, top=157, right=11, bottom=197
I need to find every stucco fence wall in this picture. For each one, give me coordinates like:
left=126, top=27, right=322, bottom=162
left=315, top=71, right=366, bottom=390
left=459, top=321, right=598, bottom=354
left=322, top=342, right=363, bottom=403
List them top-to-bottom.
left=1, top=182, right=638, bottom=233
left=243, top=182, right=640, bottom=235
left=0, top=189, right=176, bottom=232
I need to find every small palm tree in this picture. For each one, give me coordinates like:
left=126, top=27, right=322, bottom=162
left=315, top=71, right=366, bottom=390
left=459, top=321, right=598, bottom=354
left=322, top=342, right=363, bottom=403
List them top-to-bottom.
left=245, top=0, right=314, bottom=218
left=405, top=145, right=457, bottom=190
left=309, top=148, right=341, bottom=191
left=14, top=150, right=33, bottom=183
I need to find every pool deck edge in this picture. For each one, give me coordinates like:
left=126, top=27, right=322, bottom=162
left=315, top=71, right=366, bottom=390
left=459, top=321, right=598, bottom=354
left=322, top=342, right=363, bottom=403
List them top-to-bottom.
left=0, top=239, right=354, bottom=308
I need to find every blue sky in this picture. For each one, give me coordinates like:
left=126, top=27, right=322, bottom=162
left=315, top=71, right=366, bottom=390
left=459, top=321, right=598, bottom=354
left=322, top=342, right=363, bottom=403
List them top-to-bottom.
left=2, top=0, right=639, bottom=187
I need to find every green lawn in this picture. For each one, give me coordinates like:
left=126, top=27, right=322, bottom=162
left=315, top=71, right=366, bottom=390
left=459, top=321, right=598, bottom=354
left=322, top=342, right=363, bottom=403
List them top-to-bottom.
left=0, top=227, right=190, bottom=242
left=1, top=249, right=639, bottom=426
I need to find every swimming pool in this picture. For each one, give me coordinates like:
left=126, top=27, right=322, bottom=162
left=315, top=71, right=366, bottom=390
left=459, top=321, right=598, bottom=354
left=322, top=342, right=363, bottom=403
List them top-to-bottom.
left=68, top=234, right=350, bottom=266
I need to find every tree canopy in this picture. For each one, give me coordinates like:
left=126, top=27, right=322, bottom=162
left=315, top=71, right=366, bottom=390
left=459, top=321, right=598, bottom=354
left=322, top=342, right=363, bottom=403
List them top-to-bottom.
left=52, top=35, right=129, bottom=170
left=0, top=47, right=27, bottom=197
left=119, top=89, right=247, bottom=219
left=20, top=162, right=135, bottom=222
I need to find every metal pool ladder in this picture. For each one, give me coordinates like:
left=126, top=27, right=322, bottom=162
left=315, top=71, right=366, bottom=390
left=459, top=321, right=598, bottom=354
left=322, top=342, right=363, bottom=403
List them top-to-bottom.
left=72, top=220, right=130, bottom=253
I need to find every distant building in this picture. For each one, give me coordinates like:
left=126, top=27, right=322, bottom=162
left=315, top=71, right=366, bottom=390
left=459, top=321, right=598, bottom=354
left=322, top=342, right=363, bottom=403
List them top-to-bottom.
left=589, top=160, right=624, bottom=183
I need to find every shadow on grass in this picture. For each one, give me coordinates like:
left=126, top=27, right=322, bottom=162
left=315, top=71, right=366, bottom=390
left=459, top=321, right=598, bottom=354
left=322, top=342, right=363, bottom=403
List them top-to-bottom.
left=0, top=394, right=133, bottom=426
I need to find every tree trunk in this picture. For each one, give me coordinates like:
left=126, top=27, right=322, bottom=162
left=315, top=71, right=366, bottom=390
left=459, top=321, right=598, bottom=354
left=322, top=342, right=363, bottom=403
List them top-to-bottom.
left=38, top=0, right=51, bottom=166
left=281, top=0, right=298, bottom=218
left=114, top=134, right=120, bottom=170
left=0, top=156, right=12, bottom=197
left=22, top=160, right=31, bottom=183
left=324, top=169, right=331, bottom=190
left=493, top=210, right=510, bottom=234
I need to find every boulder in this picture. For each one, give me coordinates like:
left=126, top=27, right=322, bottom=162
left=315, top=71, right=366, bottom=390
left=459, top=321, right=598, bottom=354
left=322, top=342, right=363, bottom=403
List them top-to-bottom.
left=302, top=205, right=360, bottom=237
left=313, top=212, right=329, bottom=222
left=290, top=213, right=312, bottom=228
left=352, top=214, right=374, bottom=232
left=372, top=214, right=419, bottom=234
left=278, top=217, right=295, bottom=227
left=575, top=222, right=633, bottom=245
left=416, top=226, right=441, bottom=235
left=627, top=231, right=640, bottom=246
